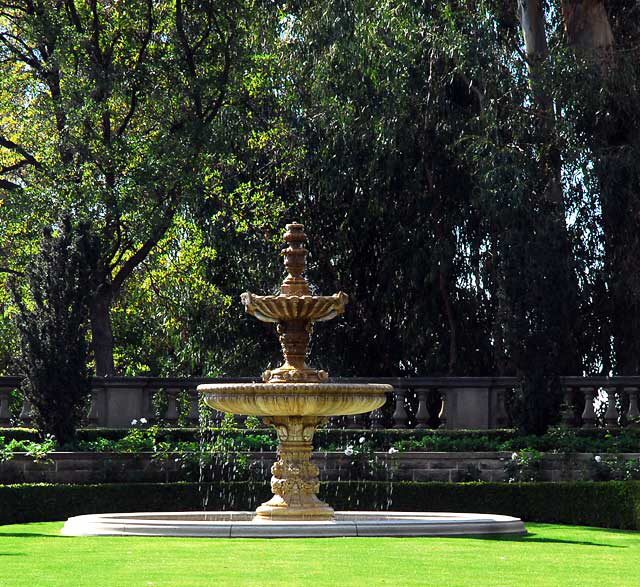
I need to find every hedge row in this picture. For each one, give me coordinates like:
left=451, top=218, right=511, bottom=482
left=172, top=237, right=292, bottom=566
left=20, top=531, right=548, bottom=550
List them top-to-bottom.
left=3, top=426, right=640, bottom=451
left=1, top=481, right=639, bottom=529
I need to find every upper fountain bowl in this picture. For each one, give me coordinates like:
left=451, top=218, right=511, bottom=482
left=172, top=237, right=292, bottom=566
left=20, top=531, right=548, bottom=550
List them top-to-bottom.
left=241, top=292, right=348, bottom=323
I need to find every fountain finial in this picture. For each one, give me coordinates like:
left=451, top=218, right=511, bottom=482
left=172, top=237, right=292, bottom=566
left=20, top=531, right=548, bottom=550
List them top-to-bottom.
left=281, top=223, right=310, bottom=296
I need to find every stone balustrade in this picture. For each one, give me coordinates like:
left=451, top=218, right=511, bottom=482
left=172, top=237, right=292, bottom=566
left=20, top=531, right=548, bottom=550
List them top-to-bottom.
left=1, top=375, right=639, bottom=430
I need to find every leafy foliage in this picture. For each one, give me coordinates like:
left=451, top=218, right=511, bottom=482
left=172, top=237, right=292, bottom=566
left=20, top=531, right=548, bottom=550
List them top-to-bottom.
left=2, top=2, right=640, bottom=437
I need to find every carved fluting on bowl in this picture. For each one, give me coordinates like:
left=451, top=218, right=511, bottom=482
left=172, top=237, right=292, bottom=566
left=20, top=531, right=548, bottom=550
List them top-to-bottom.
left=241, top=292, right=348, bottom=323
left=199, top=382, right=390, bottom=417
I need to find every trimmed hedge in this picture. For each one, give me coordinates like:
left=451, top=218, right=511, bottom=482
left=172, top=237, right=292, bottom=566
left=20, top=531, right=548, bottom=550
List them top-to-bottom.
left=1, top=481, right=639, bottom=530
left=323, top=481, right=640, bottom=530
left=0, top=482, right=270, bottom=525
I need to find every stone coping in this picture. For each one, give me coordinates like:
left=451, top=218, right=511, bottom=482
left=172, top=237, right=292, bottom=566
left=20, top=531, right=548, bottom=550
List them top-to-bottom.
left=61, top=510, right=527, bottom=538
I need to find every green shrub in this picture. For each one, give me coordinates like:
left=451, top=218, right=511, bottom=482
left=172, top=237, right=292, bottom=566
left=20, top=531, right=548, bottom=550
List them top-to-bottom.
left=10, top=215, right=99, bottom=446
left=1, top=426, right=639, bottom=454
left=1, top=481, right=639, bottom=530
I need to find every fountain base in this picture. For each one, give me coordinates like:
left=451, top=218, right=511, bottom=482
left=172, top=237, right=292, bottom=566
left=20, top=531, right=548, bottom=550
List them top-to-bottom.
left=254, top=501, right=335, bottom=521
left=61, top=511, right=526, bottom=538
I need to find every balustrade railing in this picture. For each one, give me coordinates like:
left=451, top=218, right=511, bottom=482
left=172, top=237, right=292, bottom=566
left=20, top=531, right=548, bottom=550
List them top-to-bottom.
left=0, top=375, right=639, bottom=430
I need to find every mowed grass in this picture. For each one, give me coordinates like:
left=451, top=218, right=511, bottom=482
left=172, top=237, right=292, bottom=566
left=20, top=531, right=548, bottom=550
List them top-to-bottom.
left=0, top=522, right=639, bottom=587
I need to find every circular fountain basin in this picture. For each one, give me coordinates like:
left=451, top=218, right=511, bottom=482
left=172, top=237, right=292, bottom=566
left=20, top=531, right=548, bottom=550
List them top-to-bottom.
left=199, top=382, right=389, bottom=416
left=62, top=511, right=526, bottom=538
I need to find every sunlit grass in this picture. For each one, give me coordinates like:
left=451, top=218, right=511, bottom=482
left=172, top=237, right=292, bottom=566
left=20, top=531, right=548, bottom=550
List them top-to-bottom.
left=0, top=522, right=639, bottom=587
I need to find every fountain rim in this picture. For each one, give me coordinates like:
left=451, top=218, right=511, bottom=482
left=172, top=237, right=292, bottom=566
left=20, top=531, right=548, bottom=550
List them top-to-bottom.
left=197, top=382, right=393, bottom=395
left=61, top=510, right=527, bottom=538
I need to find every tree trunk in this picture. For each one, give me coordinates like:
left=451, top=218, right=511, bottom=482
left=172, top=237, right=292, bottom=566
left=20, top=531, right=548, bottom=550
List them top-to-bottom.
left=516, top=0, right=580, bottom=372
left=517, top=0, right=562, bottom=205
left=517, top=0, right=550, bottom=100
left=560, top=0, right=613, bottom=52
left=560, top=1, right=640, bottom=374
left=90, top=284, right=115, bottom=376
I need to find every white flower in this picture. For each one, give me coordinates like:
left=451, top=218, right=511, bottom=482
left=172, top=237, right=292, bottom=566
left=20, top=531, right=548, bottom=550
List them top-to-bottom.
left=140, top=417, right=148, bottom=424
left=131, top=419, right=138, bottom=426
left=359, top=436, right=366, bottom=444
left=344, top=446, right=354, bottom=456
left=388, top=447, right=398, bottom=454
left=511, top=452, right=518, bottom=461
left=595, top=455, right=602, bottom=463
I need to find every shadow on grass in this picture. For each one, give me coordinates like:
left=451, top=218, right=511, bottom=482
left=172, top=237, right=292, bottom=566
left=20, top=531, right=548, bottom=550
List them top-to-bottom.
left=461, top=532, right=625, bottom=548
left=0, top=533, right=67, bottom=538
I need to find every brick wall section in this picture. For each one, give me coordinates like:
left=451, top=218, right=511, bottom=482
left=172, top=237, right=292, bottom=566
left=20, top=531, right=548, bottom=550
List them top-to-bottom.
left=1, top=451, right=638, bottom=484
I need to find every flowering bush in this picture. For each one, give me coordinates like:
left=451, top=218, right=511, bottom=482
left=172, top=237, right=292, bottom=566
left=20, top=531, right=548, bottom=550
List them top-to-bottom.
left=503, top=448, right=543, bottom=482
left=590, top=455, right=640, bottom=481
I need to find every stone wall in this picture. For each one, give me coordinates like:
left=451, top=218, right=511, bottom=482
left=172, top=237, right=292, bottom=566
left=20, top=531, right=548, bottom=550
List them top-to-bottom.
left=2, top=451, right=636, bottom=484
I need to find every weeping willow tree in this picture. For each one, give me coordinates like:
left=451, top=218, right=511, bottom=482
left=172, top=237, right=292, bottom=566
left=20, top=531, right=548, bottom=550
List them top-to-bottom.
left=245, top=0, right=628, bottom=433
left=558, top=0, right=640, bottom=376
left=271, top=2, right=502, bottom=378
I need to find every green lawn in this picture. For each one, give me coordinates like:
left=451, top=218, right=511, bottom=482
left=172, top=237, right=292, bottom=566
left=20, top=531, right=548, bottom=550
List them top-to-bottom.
left=0, top=522, right=639, bottom=587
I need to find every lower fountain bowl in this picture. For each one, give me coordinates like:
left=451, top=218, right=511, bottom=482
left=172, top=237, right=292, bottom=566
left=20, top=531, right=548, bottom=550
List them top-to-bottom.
left=198, top=382, right=391, bottom=416
left=61, top=511, right=526, bottom=538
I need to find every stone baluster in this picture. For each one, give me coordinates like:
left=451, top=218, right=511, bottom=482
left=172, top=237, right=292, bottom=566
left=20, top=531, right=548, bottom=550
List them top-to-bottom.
left=560, top=385, right=576, bottom=427
left=141, top=386, right=156, bottom=422
left=604, top=386, right=620, bottom=429
left=625, top=386, right=640, bottom=429
left=494, top=387, right=509, bottom=428
left=580, top=387, right=597, bottom=429
left=0, top=388, right=11, bottom=426
left=164, top=388, right=180, bottom=425
left=415, top=388, right=430, bottom=429
left=86, top=389, right=102, bottom=427
left=392, top=389, right=409, bottom=429
left=438, top=389, right=448, bottom=429
left=187, top=391, right=199, bottom=426
left=19, top=397, right=34, bottom=426
left=369, top=407, right=385, bottom=429
left=355, top=414, right=368, bottom=429
left=346, top=415, right=361, bottom=429
left=325, top=416, right=338, bottom=429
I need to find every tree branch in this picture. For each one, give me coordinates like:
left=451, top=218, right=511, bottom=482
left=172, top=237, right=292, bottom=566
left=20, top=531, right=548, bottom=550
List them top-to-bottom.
left=64, top=0, right=84, bottom=33
left=116, top=0, right=153, bottom=137
left=175, top=0, right=203, bottom=119
left=0, top=31, right=42, bottom=69
left=204, top=31, right=233, bottom=125
left=0, top=135, right=40, bottom=167
left=1, top=159, right=35, bottom=174
left=0, top=178, right=21, bottom=190
left=111, top=191, right=180, bottom=293
left=0, top=266, right=24, bottom=276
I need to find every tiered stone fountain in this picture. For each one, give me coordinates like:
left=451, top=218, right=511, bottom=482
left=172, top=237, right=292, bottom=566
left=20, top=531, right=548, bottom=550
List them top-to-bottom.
left=199, top=222, right=389, bottom=521
left=62, top=223, right=525, bottom=537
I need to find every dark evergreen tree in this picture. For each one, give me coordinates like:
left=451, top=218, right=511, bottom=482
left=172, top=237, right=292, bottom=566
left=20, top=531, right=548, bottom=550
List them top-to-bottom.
left=10, top=215, right=99, bottom=445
